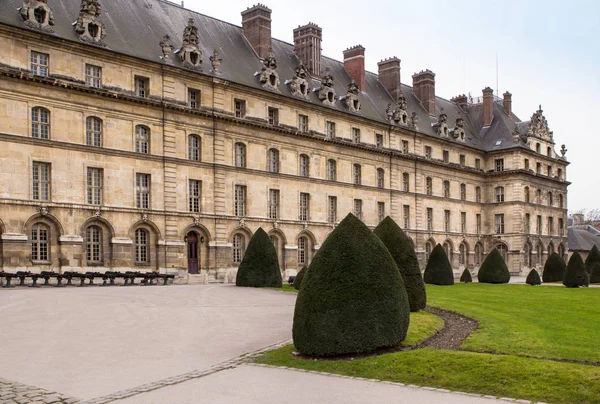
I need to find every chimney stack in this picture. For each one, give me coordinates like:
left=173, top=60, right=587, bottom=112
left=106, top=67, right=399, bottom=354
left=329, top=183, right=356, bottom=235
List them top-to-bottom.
left=241, top=4, right=272, bottom=59
left=293, top=23, right=322, bottom=76
left=343, top=45, right=366, bottom=91
left=378, top=57, right=401, bottom=101
left=412, top=70, right=436, bottom=115
left=482, top=87, right=494, bottom=126
left=503, top=91, right=512, bottom=117
left=452, top=94, right=468, bottom=111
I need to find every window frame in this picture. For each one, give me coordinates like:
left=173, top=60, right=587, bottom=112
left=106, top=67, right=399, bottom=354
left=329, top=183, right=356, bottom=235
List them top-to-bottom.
left=30, top=51, right=49, bottom=77
left=85, top=64, right=102, bottom=88
left=134, top=75, right=150, bottom=98
left=188, top=88, right=200, bottom=109
left=234, top=99, right=246, bottom=118
left=31, top=107, right=50, bottom=139
left=268, top=107, right=279, bottom=126
left=86, top=116, right=102, bottom=147
left=135, top=125, right=150, bottom=154
left=188, top=134, right=201, bottom=162
left=234, top=142, right=247, bottom=168
left=267, top=148, right=280, bottom=173
left=32, top=161, right=50, bottom=201
left=353, top=164, right=362, bottom=185
left=87, top=167, right=103, bottom=205
left=135, top=173, right=150, bottom=209
left=189, top=179, right=201, bottom=213
left=234, top=185, right=247, bottom=217
left=268, top=189, right=280, bottom=219
left=299, top=192, right=309, bottom=221
left=31, top=223, right=50, bottom=263
left=86, top=225, right=103, bottom=265
left=134, top=228, right=149, bottom=264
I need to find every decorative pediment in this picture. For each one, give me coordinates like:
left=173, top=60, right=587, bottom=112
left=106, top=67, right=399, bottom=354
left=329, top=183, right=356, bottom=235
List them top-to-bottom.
left=20, top=0, right=55, bottom=33
left=74, top=0, right=106, bottom=46
left=177, top=18, right=202, bottom=71
left=160, top=35, right=174, bottom=62
left=210, top=49, right=223, bottom=74
left=257, top=51, right=280, bottom=92
left=288, top=64, right=310, bottom=99
left=317, top=68, right=336, bottom=106
left=343, top=79, right=361, bottom=112
left=528, top=105, right=553, bottom=140
left=434, top=112, right=449, bottom=136
left=453, top=117, right=465, bottom=141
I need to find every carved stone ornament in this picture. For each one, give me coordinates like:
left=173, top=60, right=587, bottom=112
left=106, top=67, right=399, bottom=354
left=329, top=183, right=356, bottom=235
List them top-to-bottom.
left=20, top=0, right=55, bottom=33
left=74, top=0, right=106, bottom=46
left=177, top=18, right=203, bottom=71
left=160, top=35, right=174, bottom=62
left=210, top=49, right=223, bottom=74
left=258, top=51, right=280, bottom=92
left=288, top=64, right=310, bottom=99
left=317, top=68, right=337, bottom=106
left=344, top=79, right=361, bottom=112
left=393, top=93, right=408, bottom=125
left=528, top=105, right=553, bottom=140
left=410, top=112, right=419, bottom=130
left=434, top=113, right=449, bottom=136
left=453, top=117, right=466, bottom=141
left=513, top=127, right=521, bottom=144
left=560, top=144, right=567, bottom=158
left=39, top=206, right=48, bottom=216
left=93, top=207, right=102, bottom=218
left=141, top=213, right=149, bottom=223
left=193, top=216, right=201, bottom=226
left=239, top=218, right=246, bottom=228
left=272, top=221, right=279, bottom=229
left=303, top=222, right=309, bottom=230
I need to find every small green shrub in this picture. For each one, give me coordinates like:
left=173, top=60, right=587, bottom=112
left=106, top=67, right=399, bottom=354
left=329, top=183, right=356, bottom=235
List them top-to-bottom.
left=293, top=213, right=410, bottom=356
left=374, top=216, right=426, bottom=312
left=235, top=227, right=282, bottom=288
left=424, top=244, right=454, bottom=285
left=585, top=245, right=600, bottom=274
left=477, top=248, right=510, bottom=284
left=542, top=252, right=566, bottom=282
left=563, top=252, right=589, bottom=288
left=590, top=262, right=600, bottom=284
left=293, top=266, right=307, bottom=290
left=460, top=268, right=472, bottom=283
left=526, top=269, right=542, bottom=285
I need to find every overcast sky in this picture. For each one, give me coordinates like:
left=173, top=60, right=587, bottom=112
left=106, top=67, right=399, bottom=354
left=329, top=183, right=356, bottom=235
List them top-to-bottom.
left=183, top=0, right=599, bottom=213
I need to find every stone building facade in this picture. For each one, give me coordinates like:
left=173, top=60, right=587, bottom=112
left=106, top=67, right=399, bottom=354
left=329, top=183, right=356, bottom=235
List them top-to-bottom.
left=0, top=0, right=569, bottom=281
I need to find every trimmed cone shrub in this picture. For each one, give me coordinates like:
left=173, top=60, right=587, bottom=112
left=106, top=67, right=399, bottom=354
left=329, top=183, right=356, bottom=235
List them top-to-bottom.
left=293, top=213, right=410, bottom=356
left=374, top=216, right=426, bottom=312
left=235, top=227, right=282, bottom=288
left=424, top=244, right=454, bottom=285
left=585, top=245, right=600, bottom=274
left=477, top=248, right=511, bottom=284
left=542, top=252, right=566, bottom=282
left=563, top=252, right=589, bottom=288
left=590, top=262, right=600, bottom=284
left=293, top=266, right=307, bottom=290
left=460, top=268, right=472, bottom=283
left=526, top=269, right=542, bottom=285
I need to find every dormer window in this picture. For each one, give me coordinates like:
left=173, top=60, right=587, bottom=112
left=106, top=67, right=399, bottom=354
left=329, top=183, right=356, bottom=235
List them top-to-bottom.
left=34, top=7, right=46, bottom=24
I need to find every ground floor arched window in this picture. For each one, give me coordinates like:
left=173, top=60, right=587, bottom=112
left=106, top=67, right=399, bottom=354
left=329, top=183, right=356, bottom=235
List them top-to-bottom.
left=31, top=223, right=49, bottom=262
left=86, top=225, right=103, bottom=264
left=134, top=228, right=149, bottom=264
left=232, top=233, right=245, bottom=264
left=297, top=236, right=307, bottom=265
left=425, top=241, right=434, bottom=262
left=459, top=243, right=468, bottom=266
left=474, top=243, right=483, bottom=265
left=524, top=243, right=532, bottom=267
left=496, top=244, right=508, bottom=261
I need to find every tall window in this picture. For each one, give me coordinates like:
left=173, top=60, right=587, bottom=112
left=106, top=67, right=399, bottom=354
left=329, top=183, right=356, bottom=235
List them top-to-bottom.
left=30, top=51, right=48, bottom=77
left=85, top=64, right=102, bottom=88
left=134, top=76, right=149, bottom=98
left=188, top=88, right=200, bottom=109
left=234, top=99, right=246, bottom=118
left=31, top=107, right=50, bottom=139
left=268, top=107, right=279, bottom=126
left=298, top=114, right=309, bottom=132
left=86, top=117, right=102, bottom=146
left=326, top=121, right=336, bottom=139
left=135, top=125, right=149, bottom=154
left=352, top=127, right=361, bottom=143
left=376, top=134, right=384, bottom=148
left=188, top=135, right=201, bottom=161
left=402, top=140, right=409, bottom=154
left=234, top=142, right=246, bottom=168
left=536, top=143, right=541, bottom=154
left=424, top=146, right=432, bottom=159
left=547, top=146, right=552, bottom=157
left=267, top=148, right=279, bottom=173
left=443, top=150, right=449, bottom=163
left=299, top=154, right=310, bottom=177
left=459, top=154, right=466, bottom=167
left=475, top=158, right=481, bottom=169
left=495, top=158, right=504, bottom=172
left=327, top=159, right=336, bottom=181
left=524, top=159, right=530, bottom=170
left=32, top=162, right=50, bottom=201
left=536, top=162, right=542, bottom=174
left=353, top=164, right=362, bottom=185
left=547, top=165, right=552, bottom=177
left=87, top=168, right=102, bottom=205
left=377, top=168, right=385, bottom=188
left=558, top=168, right=563, bottom=180
left=136, top=173, right=150, bottom=209
left=402, top=173, right=410, bottom=192
left=426, top=177, right=433, bottom=195
left=189, top=180, right=201, bottom=213
left=443, top=180, right=450, bottom=198
left=460, top=183, right=466, bottom=200
left=234, top=185, right=247, bottom=217
left=475, top=186, right=482, bottom=203
left=495, top=186, right=505, bottom=203
left=524, top=187, right=530, bottom=203
left=268, top=189, right=280, bottom=219
left=536, top=189, right=542, bottom=204
left=548, top=192, right=553, bottom=206
left=299, top=193, right=309, bottom=221
left=559, top=194, right=564, bottom=208
left=328, top=196, right=337, bottom=223
left=354, top=199, right=363, bottom=220
left=378, top=202, right=385, bottom=223
left=403, top=205, right=410, bottom=229
left=427, top=208, right=433, bottom=231
left=444, top=210, right=451, bottom=232
left=461, top=212, right=466, bottom=233
left=525, top=213, right=531, bottom=233
left=476, top=214, right=481, bottom=234
left=495, top=214, right=505, bottom=234
left=537, top=215, right=542, bottom=235
left=548, top=216, right=554, bottom=235
left=559, top=218, right=564, bottom=236
left=31, top=223, right=49, bottom=262
left=86, top=226, right=102, bottom=264
left=134, top=228, right=149, bottom=264
left=232, top=234, right=245, bottom=264
left=298, top=236, right=308, bottom=265
left=425, top=241, right=433, bottom=262
left=443, top=242, right=452, bottom=261
left=459, top=243, right=467, bottom=266
left=474, top=243, right=482, bottom=265
left=524, top=243, right=532, bottom=267
left=537, top=243, right=543, bottom=265
left=497, top=244, right=507, bottom=260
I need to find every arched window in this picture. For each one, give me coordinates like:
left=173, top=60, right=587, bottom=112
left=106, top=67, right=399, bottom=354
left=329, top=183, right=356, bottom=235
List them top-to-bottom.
left=31, top=107, right=50, bottom=139
left=86, top=117, right=102, bottom=146
left=135, top=125, right=149, bottom=154
left=188, top=135, right=201, bottom=161
left=234, top=142, right=246, bottom=168
left=536, top=143, right=541, bottom=154
left=547, top=146, right=552, bottom=157
left=267, top=148, right=279, bottom=173
left=299, top=154, right=310, bottom=177
left=327, top=159, right=336, bottom=181
left=353, top=164, right=361, bottom=185
left=377, top=168, right=385, bottom=188
left=402, top=172, right=410, bottom=192
left=426, top=177, right=433, bottom=195
left=443, top=180, right=450, bottom=198
left=460, top=183, right=466, bottom=201
left=475, top=186, right=482, bottom=203
left=495, top=186, right=505, bottom=203
left=524, top=186, right=530, bottom=203
left=536, top=189, right=542, bottom=204
left=548, top=192, right=553, bottom=207
left=559, top=194, right=564, bottom=208
left=31, top=223, right=49, bottom=262
left=86, top=225, right=102, bottom=264
left=134, top=228, right=149, bottom=264
left=232, top=233, right=245, bottom=264
left=298, top=236, right=308, bottom=265
left=425, top=241, right=434, bottom=262
left=443, top=241, right=453, bottom=262
left=548, top=242, right=555, bottom=256
left=459, top=243, right=468, bottom=266
left=474, top=243, right=483, bottom=265
left=524, top=243, right=532, bottom=267
left=537, top=243, right=543, bottom=265
left=496, top=244, right=507, bottom=260
left=558, top=244, right=565, bottom=260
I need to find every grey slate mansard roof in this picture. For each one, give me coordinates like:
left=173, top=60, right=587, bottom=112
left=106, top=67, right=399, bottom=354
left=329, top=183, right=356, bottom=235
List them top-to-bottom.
left=1, top=0, right=534, bottom=152
left=568, top=226, right=600, bottom=252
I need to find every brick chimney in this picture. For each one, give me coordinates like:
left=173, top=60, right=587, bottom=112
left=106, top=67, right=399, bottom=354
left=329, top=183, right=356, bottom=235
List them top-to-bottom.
left=241, top=4, right=272, bottom=59
left=293, top=23, right=322, bottom=76
left=343, top=45, right=365, bottom=91
left=378, top=57, right=401, bottom=101
left=412, top=70, right=436, bottom=115
left=482, top=87, right=494, bottom=126
left=503, top=91, right=512, bottom=117
left=452, top=94, right=468, bottom=111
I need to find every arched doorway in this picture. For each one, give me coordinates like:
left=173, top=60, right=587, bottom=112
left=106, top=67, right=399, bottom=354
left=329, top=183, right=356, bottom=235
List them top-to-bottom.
left=186, top=231, right=199, bottom=274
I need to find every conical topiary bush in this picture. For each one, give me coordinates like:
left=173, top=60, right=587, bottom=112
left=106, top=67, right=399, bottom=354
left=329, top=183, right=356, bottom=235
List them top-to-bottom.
left=293, top=213, right=410, bottom=356
left=374, top=216, right=426, bottom=312
left=235, top=227, right=282, bottom=288
left=424, top=244, right=454, bottom=285
left=585, top=245, right=600, bottom=274
left=477, top=248, right=510, bottom=284
left=543, top=252, right=566, bottom=282
left=563, top=252, right=589, bottom=288
left=590, top=262, right=600, bottom=284
left=293, top=266, right=307, bottom=290
left=460, top=268, right=472, bottom=283
left=526, top=269, right=542, bottom=285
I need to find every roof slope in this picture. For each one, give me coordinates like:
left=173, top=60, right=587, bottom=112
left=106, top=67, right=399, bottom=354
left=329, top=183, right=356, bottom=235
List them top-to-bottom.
left=569, top=226, right=600, bottom=252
